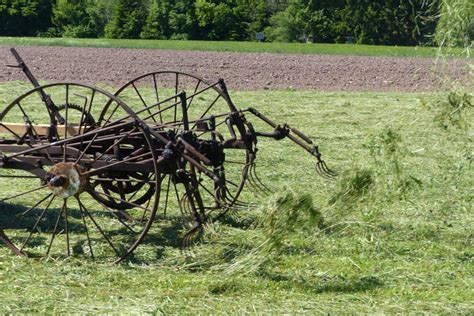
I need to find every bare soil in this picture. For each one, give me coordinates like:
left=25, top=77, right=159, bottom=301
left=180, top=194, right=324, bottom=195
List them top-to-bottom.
left=0, top=45, right=470, bottom=92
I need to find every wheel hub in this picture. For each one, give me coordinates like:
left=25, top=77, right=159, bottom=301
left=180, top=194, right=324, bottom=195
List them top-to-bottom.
left=46, top=163, right=87, bottom=198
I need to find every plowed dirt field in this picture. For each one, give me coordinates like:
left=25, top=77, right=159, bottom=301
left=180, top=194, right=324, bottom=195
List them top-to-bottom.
left=0, top=45, right=470, bottom=91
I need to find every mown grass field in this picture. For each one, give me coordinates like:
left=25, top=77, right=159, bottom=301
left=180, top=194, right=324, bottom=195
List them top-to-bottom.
left=0, top=36, right=470, bottom=58
left=0, top=81, right=472, bottom=313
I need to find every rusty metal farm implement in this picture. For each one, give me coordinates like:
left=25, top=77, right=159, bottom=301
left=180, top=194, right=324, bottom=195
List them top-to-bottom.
left=0, top=48, right=334, bottom=263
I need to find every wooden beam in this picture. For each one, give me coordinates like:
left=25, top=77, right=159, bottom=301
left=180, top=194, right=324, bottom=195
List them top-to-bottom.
left=0, top=122, right=86, bottom=136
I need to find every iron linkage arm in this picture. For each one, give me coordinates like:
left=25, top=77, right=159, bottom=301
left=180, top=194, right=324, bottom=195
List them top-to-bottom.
left=7, top=48, right=65, bottom=126
left=245, top=107, right=336, bottom=178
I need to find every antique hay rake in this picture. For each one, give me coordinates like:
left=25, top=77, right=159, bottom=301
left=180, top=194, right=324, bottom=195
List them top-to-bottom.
left=0, top=48, right=335, bottom=263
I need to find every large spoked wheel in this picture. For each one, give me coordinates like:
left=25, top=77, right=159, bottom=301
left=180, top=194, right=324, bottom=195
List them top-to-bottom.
left=106, top=71, right=254, bottom=226
left=0, top=82, right=161, bottom=263
left=55, top=97, right=156, bottom=212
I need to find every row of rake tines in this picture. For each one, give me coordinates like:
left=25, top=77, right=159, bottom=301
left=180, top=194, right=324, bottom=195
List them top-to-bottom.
left=181, top=159, right=336, bottom=248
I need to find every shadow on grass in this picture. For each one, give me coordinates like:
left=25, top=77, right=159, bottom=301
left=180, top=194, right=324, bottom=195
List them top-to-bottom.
left=0, top=201, right=119, bottom=234
left=0, top=202, right=185, bottom=259
left=0, top=202, right=70, bottom=230
left=217, top=212, right=257, bottom=229
left=262, top=271, right=383, bottom=294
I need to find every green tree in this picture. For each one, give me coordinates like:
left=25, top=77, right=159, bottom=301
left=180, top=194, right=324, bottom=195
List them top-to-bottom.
left=0, top=0, right=53, bottom=36
left=52, top=0, right=94, bottom=37
left=86, top=0, right=116, bottom=37
left=104, top=0, right=147, bottom=39
left=139, top=0, right=198, bottom=40
left=140, top=0, right=164, bottom=39
left=168, top=0, right=198, bottom=39
left=194, top=0, right=236, bottom=40
left=194, top=0, right=267, bottom=40
left=234, top=0, right=268, bottom=40
left=265, top=0, right=345, bottom=43
left=265, top=0, right=290, bottom=13
left=265, top=0, right=439, bottom=44
left=343, top=0, right=439, bottom=45
left=264, top=7, right=303, bottom=42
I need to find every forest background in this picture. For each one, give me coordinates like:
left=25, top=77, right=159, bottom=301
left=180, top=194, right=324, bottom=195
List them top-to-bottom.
left=0, top=0, right=472, bottom=47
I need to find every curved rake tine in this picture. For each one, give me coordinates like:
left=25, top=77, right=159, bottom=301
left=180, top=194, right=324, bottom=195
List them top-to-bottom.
left=316, top=160, right=337, bottom=179
left=322, top=161, right=338, bottom=176
left=238, top=163, right=261, bottom=201
left=247, top=163, right=271, bottom=195
left=251, top=163, right=272, bottom=193
left=316, top=163, right=332, bottom=179
left=247, top=164, right=263, bottom=194
left=246, top=172, right=260, bottom=193
left=248, top=176, right=266, bottom=196
left=214, top=183, right=241, bottom=208
left=214, top=184, right=226, bottom=204
left=216, top=186, right=239, bottom=208
left=221, top=187, right=251, bottom=208
left=179, top=194, right=190, bottom=222
left=227, top=199, right=251, bottom=208
left=231, top=199, right=257, bottom=209
left=209, top=205, right=232, bottom=223
left=113, top=209, right=138, bottom=223
left=182, top=224, right=204, bottom=249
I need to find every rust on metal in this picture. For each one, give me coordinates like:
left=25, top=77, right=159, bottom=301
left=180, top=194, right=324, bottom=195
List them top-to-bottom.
left=0, top=48, right=335, bottom=263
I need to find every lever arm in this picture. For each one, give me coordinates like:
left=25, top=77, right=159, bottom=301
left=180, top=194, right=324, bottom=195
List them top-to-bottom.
left=8, top=48, right=64, bottom=125
left=246, top=107, right=336, bottom=178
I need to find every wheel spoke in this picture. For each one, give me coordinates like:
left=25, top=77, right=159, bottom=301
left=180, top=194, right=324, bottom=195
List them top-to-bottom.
left=152, top=73, right=163, bottom=124
left=186, top=80, right=202, bottom=111
left=131, top=82, right=157, bottom=123
left=63, top=85, right=70, bottom=162
left=78, top=89, right=95, bottom=135
left=191, top=95, right=221, bottom=129
left=17, top=100, right=55, bottom=163
left=103, top=102, right=121, bottom=127
left=0, top=122, right=22, bottom=139
left=91, top=127, right=138, bottom=164
left=74, top=132, right=99, bottom=164
left=83, top=151, right=152, bottom=177
left=125, top=173, right=154, bottom=202
left=0, top=174, right=37, bottom=179
left=163, top=175, right=171, bottom=217
left=89, top=177, right=154, bottom=185
left=225, top=179, right=239, bottom=188
left=198, top=181, right=217, bottom=199
left=117, top=182, right=127, bottom=201
left=173, top=182, right=185, bottom=219
left=1, top=185, right=47, bottom=202
left=92, top=189, right=152, bottom=213
left=17, top=193, right=53, bottom=217
left=141, top=194, right=153, bottom=222
left=19, top=195, right=55, bottom=252
left=76, top=198, right=120, bottom=258
left=63, top=199, right=70, bottom=256
left=78, top=202, right=95, bottom=260
left=46, top=204, right=63, bottom=257
left=102, top=205, right=137, bottom=234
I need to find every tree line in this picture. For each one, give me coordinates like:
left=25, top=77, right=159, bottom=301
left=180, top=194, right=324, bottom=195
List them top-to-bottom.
left=0, top=0, right=472, bottom=46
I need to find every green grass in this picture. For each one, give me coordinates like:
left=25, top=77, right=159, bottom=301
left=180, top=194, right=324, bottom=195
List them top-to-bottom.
left=0, top=36, right=470, bottom=58
left=0, top=81, right=473, bottom=313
